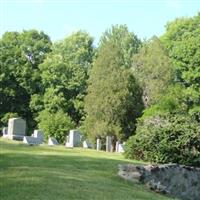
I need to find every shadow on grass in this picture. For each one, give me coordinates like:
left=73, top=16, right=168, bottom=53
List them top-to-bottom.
left=0, top=139, right=176, bottom=200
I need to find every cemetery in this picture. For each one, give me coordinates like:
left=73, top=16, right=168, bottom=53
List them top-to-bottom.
left=1, top=2, right=200, bottom=200
left=1, top=117, right=199, bottom=200
left=3, top=117, right=125, bottom=152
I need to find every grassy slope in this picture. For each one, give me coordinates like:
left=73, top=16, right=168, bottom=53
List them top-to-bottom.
left=0, top=138, right=176, bottom=200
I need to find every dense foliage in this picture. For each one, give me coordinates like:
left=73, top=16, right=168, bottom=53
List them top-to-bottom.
left=1, top=13, right=200, bottom=166
left=125, top=13, right=200, bottom=166
left=84, top=25, right=143, bottom=142
left=0, top=30, right=52, bottom=132
left=133, top=37, right=173, bottom=107
left=37, top=110, right=74, bottom=143
left=125, top=113, right=200, bottom=166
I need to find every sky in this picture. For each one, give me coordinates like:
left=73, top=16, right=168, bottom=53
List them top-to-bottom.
left=0, top=0, right=200, bottom=44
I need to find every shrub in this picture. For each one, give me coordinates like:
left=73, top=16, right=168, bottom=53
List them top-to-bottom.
left=37, top=110, right=75, bottom=143
left=124, top=113, right=200, bottom=166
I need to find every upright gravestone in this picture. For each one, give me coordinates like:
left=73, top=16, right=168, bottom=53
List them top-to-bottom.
left=7, top=118, right=26, bottom=140
left=2, top=127, right=8, bottom=138
left=32, top=130, right=44, bottom=142
left=65, top=130, right=81, bottom=147
left=106, top=136, right=112, bottom=152
left=48, top=137, right=59, bottom=146
left=96, top=138, right=101, bottom=151
left=115, top=141, right=119, bottom=152
left=118, top=143, right=125, bottom=153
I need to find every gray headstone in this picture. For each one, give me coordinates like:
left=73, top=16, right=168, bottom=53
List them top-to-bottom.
left=7, top=118, right=26, bottom=140
left=2, top=127, right=8, bottom=137
left=33, top=130, right=44, bottom=142
left=65, top=130, right=80, bottom=147
left=23, top=136, right=42, bottom=145
left=106, top=136, right=112, bottom=152
left=48, top=137, right=59, bottom=146
left=96, top=139, right=101, bottom=151
left=83, top=140, right=92, bottom=148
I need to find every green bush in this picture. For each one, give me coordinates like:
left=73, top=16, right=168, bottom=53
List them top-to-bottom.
left=37, top=110, right=75, bottom=143
left=124, top=113, right=200, bottom=166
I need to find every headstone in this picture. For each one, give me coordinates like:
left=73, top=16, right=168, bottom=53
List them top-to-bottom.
left=7, top=118, right=26, bottom=140
left=2, top=127, right=8, bottom=138
left=32, top=130, right=44, bottom=142
left=65, top=130, right=81, bottom=147
left=23, top=136, right=42, bottom=145
left=106, top=136, right=112, bottom=152
left=48, top=137, right=59, bottom=146
left=96, top=138, right=101, bottom=151
left=83, top=140, right=92, bottom=148
left=115, top=141, right=119, bottom=152
left=118, top=143, right=125, bottom=153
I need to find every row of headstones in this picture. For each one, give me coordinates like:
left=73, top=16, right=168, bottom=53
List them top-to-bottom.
left=2, top=118, right=125, bottom=152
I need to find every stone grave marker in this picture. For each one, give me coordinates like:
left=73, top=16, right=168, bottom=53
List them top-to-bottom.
left=7, top=118, right=26, bottom=140
left=2, top=127, right=8, bottom=138
left=32, top=130, right=44, bottom=142
left=65, top=130, right=81, bottom=147
left=23, top=136, right=42, bottom=145
left=106, top=136, right=112, bottom=152
left=48, top=137, right=59, bottom=146
left=96, top=139, right=101, bottom=151
left=83, top=140, right=92, bottom=148
left=115, top=141, right=119, bottom=152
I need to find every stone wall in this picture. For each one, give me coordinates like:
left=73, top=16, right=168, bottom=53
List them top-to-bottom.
left=118, top=164, right=200, bottom=200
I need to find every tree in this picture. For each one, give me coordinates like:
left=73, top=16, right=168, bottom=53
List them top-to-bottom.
left=161, top=13, right=200, bottom=121
left=84, top=25, right=143, bottom=142
left=0, top=30, right=52, bottom=130
left=39, top=31, right=94, bottom=125
left=133, top=36, right=173, bottom=107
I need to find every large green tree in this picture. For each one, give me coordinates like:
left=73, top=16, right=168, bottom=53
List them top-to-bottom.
left=161, top=13, right=200, bottom=121
left=84, top=25, right=143, bottom=142
left=0, top=30, right=52, bottom=129
left=38, top=31, right=94, bottom=125
left=133, top=36, right=173, bottom=107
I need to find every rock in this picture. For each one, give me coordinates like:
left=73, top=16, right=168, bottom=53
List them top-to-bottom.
left=118, top=164, right=200, bottom=200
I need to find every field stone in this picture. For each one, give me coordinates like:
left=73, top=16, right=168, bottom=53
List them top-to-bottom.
left=118, top=164, right=200, bottom=200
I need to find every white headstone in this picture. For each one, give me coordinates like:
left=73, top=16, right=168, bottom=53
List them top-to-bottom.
left=7, top=118, right=26, bottom=140
left=2, top=127, right=8, bottom=138
left=65, top=130, right=81, bottom=147
left=23, top=136, right=42, bottom=145
left=106, top=136, right=112, bottom=152
left=48, top=137, right=59, bottom=146
left=96, top=138, right=101, bottom=151
left=115, top=141, right=119, bottom=152
left=118, top=143, right=125, bottom=153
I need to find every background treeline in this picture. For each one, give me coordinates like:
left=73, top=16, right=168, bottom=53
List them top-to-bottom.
left=0, top=13, right=200, bottom=166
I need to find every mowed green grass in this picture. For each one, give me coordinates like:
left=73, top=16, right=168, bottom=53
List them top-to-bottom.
left=0, top=138, right=176, bottom=200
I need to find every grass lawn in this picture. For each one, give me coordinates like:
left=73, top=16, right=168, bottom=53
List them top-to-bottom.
left=0, top=138, right=177, bottom=200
